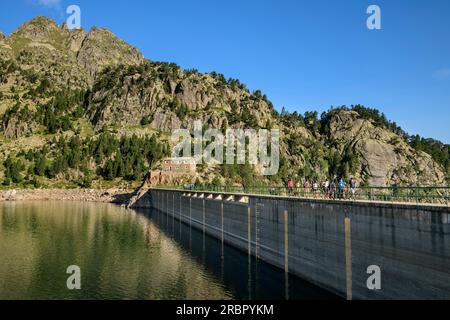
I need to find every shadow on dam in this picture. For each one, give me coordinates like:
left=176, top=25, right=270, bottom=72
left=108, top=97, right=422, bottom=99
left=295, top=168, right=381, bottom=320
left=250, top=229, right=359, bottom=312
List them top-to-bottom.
left=149, top=189, right=450, bottom=299
left=135, top=207, right=341, bottom=300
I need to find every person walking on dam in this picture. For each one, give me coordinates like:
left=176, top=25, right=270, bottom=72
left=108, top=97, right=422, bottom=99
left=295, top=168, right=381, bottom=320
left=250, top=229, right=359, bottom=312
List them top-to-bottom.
left=287, top=178, right=294, bottom=196
left=338, top=178, right=345, bottom=199
left=349, top=178, right=357, bottom=199
left=323, top=179, right=330, bottom=198
left=296, top=180, right=302, bottom=196
left=303, top=180, right=310, bottom=195
left=330, top=180, right=335, bottom=199
left=312, top=181, right=319, bottom=197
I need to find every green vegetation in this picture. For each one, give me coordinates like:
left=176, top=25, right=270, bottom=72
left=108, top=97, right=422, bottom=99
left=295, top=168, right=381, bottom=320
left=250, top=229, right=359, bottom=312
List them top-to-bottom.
left=0, top=15, right=448, bottom=189
left=1, top=88, right=86, bottom=137
left=167, top=98, right=189, bottom=119
left=226, top=100, right=259, bottom=127
left=2, top=103, right=33, bottom=129
left=278, top=104, right=449, bottom=182
left=320, top=105, right=406, bottom=137
left=324, top=105, right=449, bottom=177
left=1, top=132, right=170, bottom=188
left=410, top=135, right=450, bottom=180
left=3, top=156, right=25, bottom=185
left=221, top=162, right=260, bottom=188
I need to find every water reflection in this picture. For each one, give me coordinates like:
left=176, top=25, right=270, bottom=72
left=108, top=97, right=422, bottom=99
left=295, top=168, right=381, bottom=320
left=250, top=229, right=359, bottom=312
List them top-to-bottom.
left=0, top=201, right=338, bottom=300
left=0, top=201, right=232, bottom=300
left=139, top=208, right=339, bottom=300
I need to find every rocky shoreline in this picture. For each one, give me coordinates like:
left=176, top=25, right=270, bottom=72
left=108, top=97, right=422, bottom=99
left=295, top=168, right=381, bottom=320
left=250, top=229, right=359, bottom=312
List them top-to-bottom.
left=0, top=188, right=134, bottom=204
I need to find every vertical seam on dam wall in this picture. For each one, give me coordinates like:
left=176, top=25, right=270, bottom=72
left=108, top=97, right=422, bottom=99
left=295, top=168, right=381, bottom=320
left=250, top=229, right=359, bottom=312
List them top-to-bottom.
left=221, top=202, right=224, bottom=245
left=248, top=207, right=251, bottom=257
left=284, top=210, right=289, bottom=274
left=345, top=217, right=352, bottom=300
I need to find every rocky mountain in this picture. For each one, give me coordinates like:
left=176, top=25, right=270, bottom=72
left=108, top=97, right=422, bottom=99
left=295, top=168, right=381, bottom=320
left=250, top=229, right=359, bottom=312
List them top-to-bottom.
left=0, top=16, right=448, bottom=188
left=324, top=109, right=445, bottom=186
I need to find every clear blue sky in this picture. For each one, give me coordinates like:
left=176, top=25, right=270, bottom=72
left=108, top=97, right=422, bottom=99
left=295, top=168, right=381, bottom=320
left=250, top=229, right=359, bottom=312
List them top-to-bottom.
left=1, top=0, right=449, bottom=142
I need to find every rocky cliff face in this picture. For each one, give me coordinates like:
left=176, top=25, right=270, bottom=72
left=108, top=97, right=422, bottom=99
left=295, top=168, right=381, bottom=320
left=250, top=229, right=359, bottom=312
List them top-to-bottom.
left=0, top=16, right=144, bottom=138
left=5, top=16, right=143, bottom=84
left=0, top=17, right=447, bottom=187
left=1, top=19, right=141, bottom=90
left=76, top=27, right=144, bottom=81
left=87, top=62, right=274, bottom=132
left=327, top=110, right=445, bottom=186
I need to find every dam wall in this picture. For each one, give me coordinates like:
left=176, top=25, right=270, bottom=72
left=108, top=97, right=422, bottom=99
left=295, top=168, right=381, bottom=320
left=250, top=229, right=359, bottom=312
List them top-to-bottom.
left=144, top=188, right=450, bottom=300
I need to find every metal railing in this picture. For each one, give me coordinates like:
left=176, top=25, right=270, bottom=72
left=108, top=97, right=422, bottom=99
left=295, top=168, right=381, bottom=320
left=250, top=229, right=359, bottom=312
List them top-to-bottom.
left=164, top=185, right=450, bottom=206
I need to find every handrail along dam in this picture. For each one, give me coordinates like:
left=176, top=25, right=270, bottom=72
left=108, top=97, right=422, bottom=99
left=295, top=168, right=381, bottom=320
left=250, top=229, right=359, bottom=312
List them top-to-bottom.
left=134, top=188, right=450, bottom=300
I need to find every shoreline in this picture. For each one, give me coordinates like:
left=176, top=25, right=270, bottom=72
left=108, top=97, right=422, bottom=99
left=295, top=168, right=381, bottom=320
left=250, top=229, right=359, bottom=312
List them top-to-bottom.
left=0, top=188, right=134, bottom=204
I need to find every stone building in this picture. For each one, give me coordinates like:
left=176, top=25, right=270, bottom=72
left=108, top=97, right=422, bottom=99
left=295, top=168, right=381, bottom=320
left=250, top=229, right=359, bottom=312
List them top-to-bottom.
left=147, top=157, right=196, bottom=186
left=160, top=157, right=196, bottom=175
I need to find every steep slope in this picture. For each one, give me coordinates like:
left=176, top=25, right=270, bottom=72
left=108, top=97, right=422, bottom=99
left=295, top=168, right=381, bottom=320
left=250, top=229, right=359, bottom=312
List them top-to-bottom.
left=0, top=16, right=143, bottom=138
left=0, top=17, right=448, bottom=188
left=76, top=27, right=144, bottom=81
left=87, top=62, right=275, bottom=131
left=326, top=110, right=444, bottom=186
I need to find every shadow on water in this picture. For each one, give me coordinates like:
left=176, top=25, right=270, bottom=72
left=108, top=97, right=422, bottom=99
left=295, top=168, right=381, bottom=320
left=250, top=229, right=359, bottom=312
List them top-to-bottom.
left=135, top=208, right=340, bottom=300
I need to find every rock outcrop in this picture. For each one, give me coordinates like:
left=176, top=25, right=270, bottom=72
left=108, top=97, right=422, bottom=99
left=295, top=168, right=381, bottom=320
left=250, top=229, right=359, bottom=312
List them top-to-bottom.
left=0, top=16, right=447, bottom=187
left=0, top=16, right=143, bottom=95
left=76, top=27, right=144, bottom=81
left=86, top=62, right=273, bottom=131
left=327, top=110, right=445, bottom=186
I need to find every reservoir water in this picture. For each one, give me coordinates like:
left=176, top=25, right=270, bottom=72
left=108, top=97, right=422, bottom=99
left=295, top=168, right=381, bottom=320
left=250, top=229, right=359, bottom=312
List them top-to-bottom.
left=0, top=201, right=337, bottom=300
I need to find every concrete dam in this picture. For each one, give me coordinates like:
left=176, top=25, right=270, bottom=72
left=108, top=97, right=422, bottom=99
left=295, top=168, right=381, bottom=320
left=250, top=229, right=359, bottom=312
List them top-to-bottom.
left=136, top=188, right=450, bottom=300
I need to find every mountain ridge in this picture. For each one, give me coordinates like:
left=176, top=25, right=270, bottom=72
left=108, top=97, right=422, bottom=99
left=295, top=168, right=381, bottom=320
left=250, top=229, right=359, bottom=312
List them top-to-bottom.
left=0, top=16, right=448, bottom=189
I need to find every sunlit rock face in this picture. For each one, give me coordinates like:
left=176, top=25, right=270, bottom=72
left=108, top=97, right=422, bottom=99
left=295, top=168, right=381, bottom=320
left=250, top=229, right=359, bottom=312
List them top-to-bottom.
left=0, top=17, right=446, bottom=186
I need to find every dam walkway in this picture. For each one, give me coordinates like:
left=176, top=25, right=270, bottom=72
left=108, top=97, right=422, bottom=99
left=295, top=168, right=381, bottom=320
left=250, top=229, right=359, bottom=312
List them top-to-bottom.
left=134, top=187, right=450, bottom=300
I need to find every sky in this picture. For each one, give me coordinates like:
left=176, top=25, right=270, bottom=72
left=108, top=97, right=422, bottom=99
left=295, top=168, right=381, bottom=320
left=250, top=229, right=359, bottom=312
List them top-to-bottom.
left=1, top=0, right=449, bottom=142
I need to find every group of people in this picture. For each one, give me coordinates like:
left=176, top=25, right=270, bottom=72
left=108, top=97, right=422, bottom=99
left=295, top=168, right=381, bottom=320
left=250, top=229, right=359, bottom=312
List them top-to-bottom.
left=287, top=177, right=357, bottom=199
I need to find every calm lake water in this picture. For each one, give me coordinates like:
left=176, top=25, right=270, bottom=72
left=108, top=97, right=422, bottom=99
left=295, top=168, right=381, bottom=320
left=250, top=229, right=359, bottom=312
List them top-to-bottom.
left=0, top=201, right=337, bottom=300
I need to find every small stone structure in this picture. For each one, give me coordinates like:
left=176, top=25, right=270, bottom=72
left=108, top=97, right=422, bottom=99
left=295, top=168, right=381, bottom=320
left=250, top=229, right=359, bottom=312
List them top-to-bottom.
left=147, top=157, right=196, bottom=186
left=161, top=157, right=196, bottom=174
